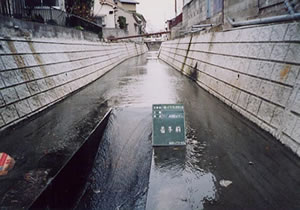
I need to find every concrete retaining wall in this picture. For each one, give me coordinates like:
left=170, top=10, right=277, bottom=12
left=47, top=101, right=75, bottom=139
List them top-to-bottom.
left=159, top=22, right=300, bottom=157
left=103, top=28, right=129, bottom=39
left=0, top=37, right=147, bottom=130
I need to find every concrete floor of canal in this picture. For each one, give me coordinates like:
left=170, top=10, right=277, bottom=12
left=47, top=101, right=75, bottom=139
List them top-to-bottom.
left=4, top=51, right=298, bottom=209
left=71, top=51, right=300, bottom=210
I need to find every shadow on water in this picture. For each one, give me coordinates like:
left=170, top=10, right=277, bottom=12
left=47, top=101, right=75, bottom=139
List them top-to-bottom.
left=75, top=107, right=153, bottom=210
left=30, top=110, right=112, bottom=209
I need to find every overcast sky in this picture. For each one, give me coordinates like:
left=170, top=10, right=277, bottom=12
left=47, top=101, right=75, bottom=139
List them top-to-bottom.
left=137, top=0, right=183, bottom=32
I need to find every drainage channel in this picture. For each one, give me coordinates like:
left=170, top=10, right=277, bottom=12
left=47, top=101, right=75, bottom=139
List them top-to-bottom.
left=4, top=52, right=300, bottom=209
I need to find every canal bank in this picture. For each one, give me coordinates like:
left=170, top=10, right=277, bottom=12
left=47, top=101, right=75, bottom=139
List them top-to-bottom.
left=159, top=22, right=300, bottom=157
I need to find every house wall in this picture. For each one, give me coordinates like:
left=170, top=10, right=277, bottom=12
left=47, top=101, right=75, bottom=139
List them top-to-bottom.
left=59, top=0, right=65, bottom=11
left=176, top=0, right=300, bottom=38
left=182, top=0, right=223, bottom=30
left=223, top=0, right=300, bottom=23
left=118, top=2, right=136, bottom=12
left=93, top=3, right=115, bottom=28
left=116, top=8, right=137, bottom=36
left=0, top=17, right=147, bottom=130
left=159, top=22, right=300, bottom=157
left=103, top=28, right=128, bottom=39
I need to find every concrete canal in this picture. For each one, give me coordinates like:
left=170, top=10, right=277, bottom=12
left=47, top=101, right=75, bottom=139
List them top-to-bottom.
left=2, top=51, right=300, bottom=209
left=64, top=51, right=300, bottom=209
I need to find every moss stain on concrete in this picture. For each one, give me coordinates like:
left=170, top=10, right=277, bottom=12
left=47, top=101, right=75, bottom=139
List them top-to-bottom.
left=181, top=35, right=193, bottom=73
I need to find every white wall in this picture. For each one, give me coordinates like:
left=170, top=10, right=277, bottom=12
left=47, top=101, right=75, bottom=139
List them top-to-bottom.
left=59, top=0, right=65, bottom=11
left=93, top=2, right=116, bottom=28
left=117, top=2, right=137, bottom=12
left=116, top=8, right=137, bottom=36
left=159, top=22, right=300, bottom=157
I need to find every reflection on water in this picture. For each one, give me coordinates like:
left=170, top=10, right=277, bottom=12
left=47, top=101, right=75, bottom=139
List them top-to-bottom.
left=108, top=53, right=217, bottom=209
left=114, top=58, right=179, bottom=107
left=146, top=130, right=217, bottom=210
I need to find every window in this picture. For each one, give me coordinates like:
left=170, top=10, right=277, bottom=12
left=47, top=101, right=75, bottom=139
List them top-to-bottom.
left=25, top=0, right=58, bottom=7
left=43, top=0, right=57, bottom=6
left=206, top=0, right=210, bottom=18
left=213, top=0, right=223, bottom=15
left=95, top=16, right=105, bottom=26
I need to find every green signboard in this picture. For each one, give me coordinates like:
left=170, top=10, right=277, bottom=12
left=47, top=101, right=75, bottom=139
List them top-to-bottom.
left=152, top=104, right=186, bottom=146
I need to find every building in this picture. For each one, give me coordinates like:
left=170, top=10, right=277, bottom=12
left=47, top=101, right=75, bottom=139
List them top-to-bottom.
left=0, top=0, right=66, bottom=25
left=25, top=0, right=65, bottom=10
left=25, top=0, right=66, bottom=25
left=93, top=0, right=116, bottom=27
left=94, top=0, right=146, bottom=37
left=115, top=0, right=146, bottom=36
left=116, top=0, right=139, bottom=12
left=170, top=0, right=300, bottom=38
left=175, top=0, right=184, bottom=15
left=182, top=0, right=223, bottom=31
left=132, top=12, right=146, bottom=35
left=167, top=13, right=183, bottom=39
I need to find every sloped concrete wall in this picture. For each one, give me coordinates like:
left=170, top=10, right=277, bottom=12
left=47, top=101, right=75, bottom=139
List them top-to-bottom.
left=159, top=22, right=300, bottom=157
left=0, top=37, right=147, bottom=130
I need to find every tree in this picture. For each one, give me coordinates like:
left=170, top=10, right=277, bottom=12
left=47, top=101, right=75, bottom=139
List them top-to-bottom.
left=65, top=0, right=94, bottom=20
left=118, top=16, right=127, bottom=30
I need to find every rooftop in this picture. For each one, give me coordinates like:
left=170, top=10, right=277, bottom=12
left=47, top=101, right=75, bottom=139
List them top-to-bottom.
left=119, top=0, right=139, bottom=4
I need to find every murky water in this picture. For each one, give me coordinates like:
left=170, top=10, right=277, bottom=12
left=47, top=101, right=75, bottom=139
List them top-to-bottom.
left=76, top=51, right=300, bottom=210
left=76, top=107, right=153, bottom=210
left=146, top=146, right=217, bottom=210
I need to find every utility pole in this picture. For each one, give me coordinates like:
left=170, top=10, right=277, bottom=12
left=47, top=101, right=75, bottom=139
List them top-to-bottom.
left=175, top=0, right=177, bottom=16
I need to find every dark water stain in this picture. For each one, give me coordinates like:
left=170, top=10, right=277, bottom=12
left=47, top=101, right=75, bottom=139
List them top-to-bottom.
left=181, top=35, right=193, bottom=72
left=6, top=41, right=31, bottom=81
left=28, top=41, right=48, bottom=77
left=190, top=62, right=198, bottom=81
left=76, top=107, right=153, bottom=210
left=30, top=110, right=111, bottom=210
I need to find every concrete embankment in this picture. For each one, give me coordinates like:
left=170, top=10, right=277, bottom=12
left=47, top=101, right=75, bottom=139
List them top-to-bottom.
left=0, top=16, right=148, bottom=131
left=0, top=17, right=147, bottom=209
left=159, top=22, right=300, bottom=157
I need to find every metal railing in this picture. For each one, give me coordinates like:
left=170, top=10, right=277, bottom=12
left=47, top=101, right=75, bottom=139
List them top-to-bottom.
left=0, top=0, right=102, bottom=34
left=0, top=0, right=24, bottom=17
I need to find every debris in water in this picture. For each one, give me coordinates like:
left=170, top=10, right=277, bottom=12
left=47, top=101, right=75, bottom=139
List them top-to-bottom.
left=0, top=153, right=15, bottom=176
left=248, top=161, right=254, bottom=165
left=24, top=172, right=37, bottom=183
left=219, top=180, right=232, bottom=187
left=93, top=189, right=101, bottom=194
left=180, top=198, right=188, bottom=202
